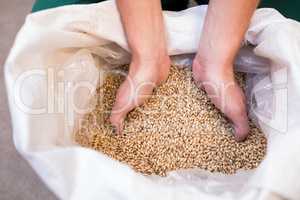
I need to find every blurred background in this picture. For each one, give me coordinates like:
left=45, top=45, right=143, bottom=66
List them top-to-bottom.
left=0, top=0, right=57, bottom=199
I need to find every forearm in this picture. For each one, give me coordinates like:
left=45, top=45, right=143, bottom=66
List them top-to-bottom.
left=116, top=0, right=168, bottom=63
left=198, top=0, right=259, bottom=65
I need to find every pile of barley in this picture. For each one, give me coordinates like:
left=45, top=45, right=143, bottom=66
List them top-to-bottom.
left=75, top=65, right=267, bottom=176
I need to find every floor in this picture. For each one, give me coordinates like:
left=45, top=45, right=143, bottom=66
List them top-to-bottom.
left=0, top=1, right=57, bottom=199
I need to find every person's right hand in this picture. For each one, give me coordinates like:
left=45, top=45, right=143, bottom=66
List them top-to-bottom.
left=112, top=0, right=170, bottom=133
left=110, top=55, right=171, bottom=134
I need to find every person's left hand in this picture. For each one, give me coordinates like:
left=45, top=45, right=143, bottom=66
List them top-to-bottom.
left=192, top=54, right=249, bottom=141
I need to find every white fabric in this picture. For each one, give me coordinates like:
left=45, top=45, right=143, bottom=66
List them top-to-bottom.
left=4, top=1, right=300, bottom=200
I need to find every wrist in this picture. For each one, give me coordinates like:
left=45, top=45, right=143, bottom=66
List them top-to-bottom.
left=197, top=36, right=242, bottom=67
left=195, top=42, right=239, bottom=69
left=131, top=49, right=169, bottom=67
left=194, top=54, right=233, bottom=69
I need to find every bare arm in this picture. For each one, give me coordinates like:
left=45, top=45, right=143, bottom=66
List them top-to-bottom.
left=111, top=0, right=170, bottom=132
left=116, top=0, right=168, bottom=63
left=193, top=0, right=259, bottom=141
left=198, top=0, right=259, bottom=65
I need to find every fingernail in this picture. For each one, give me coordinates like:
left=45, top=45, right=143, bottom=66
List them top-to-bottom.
left=111, top=125, right=117, bottom=135
left=233, top=125, right=248, bottom=142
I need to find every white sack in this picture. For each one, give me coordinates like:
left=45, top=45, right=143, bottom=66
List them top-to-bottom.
left=4, top=1, right=300, bottom=200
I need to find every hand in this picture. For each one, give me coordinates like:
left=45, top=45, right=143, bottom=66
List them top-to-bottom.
left=113, top=0, right=170, bottom=133
left=193, top=0, right=259, bottom=141
left=110, top=55, right=171, bottom=134
left=193, top=55, right=249, bottom=141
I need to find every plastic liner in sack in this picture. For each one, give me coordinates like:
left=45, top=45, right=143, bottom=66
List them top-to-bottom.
left=4, top=1, right=300, bottom=200
left=172, top=46, right=272, bottom=123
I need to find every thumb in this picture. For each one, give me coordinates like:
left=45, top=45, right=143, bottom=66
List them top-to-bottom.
left=109, top=76, right=156, bottom=134
left=109, top=78, right=134, bottom=134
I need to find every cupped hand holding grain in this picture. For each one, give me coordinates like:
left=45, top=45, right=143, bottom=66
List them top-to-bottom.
left=111, top=0, right=171, bottom=133
left=115, top=0, right=259, bottom=141
left=192, top=0, right=259, bottom=141
left=110, top=57, right=171, bottom=133
left=192, top=59, right=249, bottom=141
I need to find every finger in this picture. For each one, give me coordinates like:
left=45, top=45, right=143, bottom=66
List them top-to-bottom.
left=110, top=77, right=156, bottom=134
left=110, top=80, right=134, bottom=134
left=224, top=85, right=250, bottom=142
left=233, top=116, right=250, bottom=142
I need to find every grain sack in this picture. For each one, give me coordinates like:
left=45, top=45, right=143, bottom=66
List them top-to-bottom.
left=6, top=2, right=300, bottom=199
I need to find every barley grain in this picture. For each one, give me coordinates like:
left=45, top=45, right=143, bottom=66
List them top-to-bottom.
left=75, top=65, right=267, bottom=176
